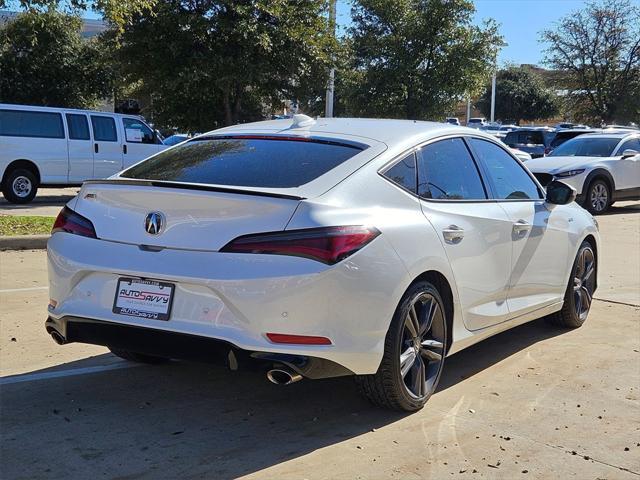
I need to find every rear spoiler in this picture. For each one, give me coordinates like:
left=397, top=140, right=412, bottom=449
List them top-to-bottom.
left=82, top=179, right=306, bottom=201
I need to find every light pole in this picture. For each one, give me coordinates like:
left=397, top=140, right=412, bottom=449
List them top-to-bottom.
left=325, top=0, right=337, bottom=118
left=490, top=71, right=496, bottom=123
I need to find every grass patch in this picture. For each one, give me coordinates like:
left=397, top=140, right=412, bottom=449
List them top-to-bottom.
left=0, top=215, right=55, bottom=236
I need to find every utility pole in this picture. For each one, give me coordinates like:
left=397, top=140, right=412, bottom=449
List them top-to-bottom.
left=325, top=0, right=337, bottom=118
left=490, top=71, right=496, bottom=123
left=466, top=97, right=471, bottom=126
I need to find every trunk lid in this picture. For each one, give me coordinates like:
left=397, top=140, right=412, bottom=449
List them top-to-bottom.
left=72, top=180, right=302, bottom=251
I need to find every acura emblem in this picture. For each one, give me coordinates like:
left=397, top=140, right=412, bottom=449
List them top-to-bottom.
left=144, top=212, right=165, bottom=235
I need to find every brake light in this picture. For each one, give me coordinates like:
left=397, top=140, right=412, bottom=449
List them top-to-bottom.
left=52, top=206, right=97, bottom=238
left=220, top=226, right=380, bottom=265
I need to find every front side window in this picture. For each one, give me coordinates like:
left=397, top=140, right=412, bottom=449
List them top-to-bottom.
left=0, top=109, right=64, bottom=139
left=66, top=114, right=90, bottom=140
left=91, top=116, right=117, bottom=142
left=123, top=118, right=155, bottom=144
left=121, top=136, right=365, bottom=188
left=550, top=137, right=620, bottom=157
left=417, top=138, right=486, bottom=200
left=469, top=138, right=542, bottom=200
left=382, top=153, right=417, bottom=193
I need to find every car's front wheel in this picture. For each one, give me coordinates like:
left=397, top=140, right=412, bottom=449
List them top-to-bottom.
left=583, top=179, right=610, bottom=214
left=549, top=240, right=597, bottom=328
left=356, top=281, right=447, bottom=411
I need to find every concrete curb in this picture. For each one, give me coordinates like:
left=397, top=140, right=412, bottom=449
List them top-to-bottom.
left=0, top=234, right=49, bottom=251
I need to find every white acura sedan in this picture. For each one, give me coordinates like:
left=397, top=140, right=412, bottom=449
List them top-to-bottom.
left=46, top=116, right=600, bottom=411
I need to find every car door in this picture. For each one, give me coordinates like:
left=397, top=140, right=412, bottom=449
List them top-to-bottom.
left=65, top=113, right=94, bottom=182
left=90, top=115, right=123, bottom=178
left=121, top=117, right=163, bottom=168
left=416, top=137, right=514, bottom=331
left=468, top=137, right=573, bottom=318
left=612, top=137, right=640, bottom=191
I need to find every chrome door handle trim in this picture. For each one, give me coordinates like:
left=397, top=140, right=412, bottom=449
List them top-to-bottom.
left=512, top=219, right=532, bottom=236
left=442, top=225, right=464, bottom=244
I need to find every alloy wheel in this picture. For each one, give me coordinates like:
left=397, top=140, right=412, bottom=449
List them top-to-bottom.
left=12, top=175, right=32, bottom=198
left=590, top=183, right=608, bottom=212
left=573, top=246, right=595, bottom=321
left=399, top=292, right=446, bottom=399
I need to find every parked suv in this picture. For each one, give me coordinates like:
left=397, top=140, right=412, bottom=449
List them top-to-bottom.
left=0, top=104, right=168, bottom=203
left=503, top=128, right=555, bottom=158
left=526, top=132, right=640, bottom=214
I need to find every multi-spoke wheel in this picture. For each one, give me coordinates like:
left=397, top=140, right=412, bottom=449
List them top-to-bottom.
left=584, top=179, right=610, bottom=214
left=550, top=241, right=597, bottom=328
left=356, top=281, right=447, bottom=411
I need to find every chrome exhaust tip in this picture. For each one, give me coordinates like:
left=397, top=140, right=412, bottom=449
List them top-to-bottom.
left=49, top=330, right=66, bottom=345
left=267, top=368, right=303, bottom=385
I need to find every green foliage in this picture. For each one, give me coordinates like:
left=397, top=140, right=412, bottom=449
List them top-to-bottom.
left=114, top=0, right=334, bottom=131
left=340, top=0, right=503, bottom=119
left=541, top=0, right=640, bottom=124
left=0, top=10, right=113, bottom=108
left=475, top=66, right=559, bottom=124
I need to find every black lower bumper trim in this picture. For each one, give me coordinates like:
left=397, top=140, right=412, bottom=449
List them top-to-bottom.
left=45, top=316, right=354, bottom=380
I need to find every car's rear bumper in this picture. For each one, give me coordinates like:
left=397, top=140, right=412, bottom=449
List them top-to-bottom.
left=47, top=232, right=410, bottom=375
left=45, top=315, right=354, bottom=379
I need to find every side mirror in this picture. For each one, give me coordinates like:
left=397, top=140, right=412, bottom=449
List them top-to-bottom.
left=621, top=149, right=639, bottom=159
left=546, top=180, right=576, bottom=205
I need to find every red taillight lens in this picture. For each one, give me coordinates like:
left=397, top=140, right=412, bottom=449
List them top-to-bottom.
left=52, top=206, right=97, bottom=238
left=220, top=226, right=380, bottom=265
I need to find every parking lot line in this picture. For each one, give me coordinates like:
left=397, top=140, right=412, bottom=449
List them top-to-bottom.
left=0, top=286, right=48, bottom=293
left=0, top=362, right=141, bottom=386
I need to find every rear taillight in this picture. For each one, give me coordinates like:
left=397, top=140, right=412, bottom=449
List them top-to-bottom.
left=52, top=206, right=97, bottom=238
left=220, top=226, right=380, bottom=265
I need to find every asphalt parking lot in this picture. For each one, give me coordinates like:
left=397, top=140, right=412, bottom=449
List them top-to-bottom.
left=0, top=201, right=639, bottom=479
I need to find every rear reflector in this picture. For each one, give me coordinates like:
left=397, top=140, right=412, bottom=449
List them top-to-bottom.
left=52, top=206, right=97, bottom=238
left=220, top=225, right=380, bottom=265
left=266, top=333, right=332, bottom=345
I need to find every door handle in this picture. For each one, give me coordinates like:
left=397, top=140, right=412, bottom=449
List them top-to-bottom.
left=94, top=143, right=99, bottom=154
left=123, top=144, right=127, bottom=154
left=512, top=219, right=532, bottom=237
left=442, top=225, right=464, bottom=244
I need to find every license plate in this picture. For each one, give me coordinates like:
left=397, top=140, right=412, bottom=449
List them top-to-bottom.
left=113, top=278, right=175, bottom=321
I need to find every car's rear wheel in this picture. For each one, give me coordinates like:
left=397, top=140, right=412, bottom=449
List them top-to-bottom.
left=2, top=168, right=38, bottom=204
left=583, top=179, right=610, bottom=214
left=549, top=241, right=596, bottom=328
left=356, top=281, right=447, bottom=411
left=109, top=347, right=170, bottom=364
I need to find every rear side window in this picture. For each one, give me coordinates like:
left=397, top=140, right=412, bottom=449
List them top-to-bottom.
left=0, top=109, right=64, bottom=139
left=66, top=114, right=90, bottom=140
left=91, top=115, right=117, bottom=142
left=121, top=137, right=365, bottom=188
left=417, top=138, right=486, bottom=200
left=469, top=138, right=543, bottom=200
left=382, top=153, right=417, bottom=193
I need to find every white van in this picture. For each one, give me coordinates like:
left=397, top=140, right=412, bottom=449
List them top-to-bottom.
left=0, top=104, right=168, bottom=203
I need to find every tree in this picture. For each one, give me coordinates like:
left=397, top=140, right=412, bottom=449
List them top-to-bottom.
left=112, top=0, right=334, bottom=131
left=342, top=0, right=502, bottom=119
left=541, top=0, right=640, bottom=124
left=0, top=10, right=113, bottom=108
left=475, top=66, right=559, bottom=124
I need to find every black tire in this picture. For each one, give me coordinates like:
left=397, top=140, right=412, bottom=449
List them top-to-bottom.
left=1, top=168, right=38, bottom=204
left=582, top=178, right=610, bottom=214
left=549, top=241, right=596, bottom=328
left=356, top=281, right=447, bottom=411
left=109, top=347, right=170, bottom=364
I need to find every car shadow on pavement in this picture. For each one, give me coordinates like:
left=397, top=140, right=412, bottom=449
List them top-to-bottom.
left=0, top=193, right=76, bottom=209
left=1, top=318, right=569, bottom=479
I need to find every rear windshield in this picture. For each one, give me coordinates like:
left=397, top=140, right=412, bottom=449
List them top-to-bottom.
left=121, top=136, right=365, bottom=188
left=550, top=137, right=620, bottom=157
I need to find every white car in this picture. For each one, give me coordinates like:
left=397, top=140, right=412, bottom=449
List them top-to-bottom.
left=0, top=103, right=168, bottom=204
left=46, top=116, right=600, bottom=411
left=525, top=132, right=640, bottom=214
